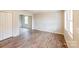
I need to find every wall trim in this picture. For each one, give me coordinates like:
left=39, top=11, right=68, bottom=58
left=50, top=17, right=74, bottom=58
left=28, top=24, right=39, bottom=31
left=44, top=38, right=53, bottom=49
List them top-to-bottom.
left=32, top=28, right=64, bottom=35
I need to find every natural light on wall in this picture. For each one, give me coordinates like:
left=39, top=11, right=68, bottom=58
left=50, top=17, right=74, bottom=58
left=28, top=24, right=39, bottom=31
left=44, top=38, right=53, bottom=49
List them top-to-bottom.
left=65, top=10, right=73, bottom=38
left=25, top=16, right=28, bottom=24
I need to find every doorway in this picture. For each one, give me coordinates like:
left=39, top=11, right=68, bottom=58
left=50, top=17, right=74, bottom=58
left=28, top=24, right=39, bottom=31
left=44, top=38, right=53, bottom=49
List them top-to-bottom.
left=19, top=15, right=32, bottom=36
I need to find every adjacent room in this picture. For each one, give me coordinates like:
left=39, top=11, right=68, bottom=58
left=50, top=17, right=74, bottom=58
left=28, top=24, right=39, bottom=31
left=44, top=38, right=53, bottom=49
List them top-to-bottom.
left=0, top=10, right=73, bottom=48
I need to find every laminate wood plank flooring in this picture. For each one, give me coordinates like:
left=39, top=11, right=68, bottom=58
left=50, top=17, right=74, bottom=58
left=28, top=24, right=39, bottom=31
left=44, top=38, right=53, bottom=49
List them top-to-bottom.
left=0, top=29, right=67, bottom=48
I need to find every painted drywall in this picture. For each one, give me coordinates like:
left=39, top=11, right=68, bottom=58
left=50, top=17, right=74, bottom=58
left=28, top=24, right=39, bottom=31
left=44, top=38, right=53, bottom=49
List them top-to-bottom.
left=0, top=10, right=33, bottom=40
left=73, top=10, right=79, bottom=47
left=9, top=11, right=33, bottom=37
left=10, top=11, right=33, bottom=37
left=33, top=11, right=64, bottom=34
left=73, top=11, right=79, bottom=41
left=0, top=12, right=12, bottom=40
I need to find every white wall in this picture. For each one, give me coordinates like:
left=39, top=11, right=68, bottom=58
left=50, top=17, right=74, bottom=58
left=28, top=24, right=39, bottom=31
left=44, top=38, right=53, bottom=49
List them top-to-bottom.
left=0, top=10, right=33, bottom=40
left=73, top=10, right=79, bottom=47
left=9, top=11, right=33, bottom=37
left=33, top=11, right=64, bottom=34
left=73, top=11, right=79, bottom=41
left=0, top=12, right=12, bottom=40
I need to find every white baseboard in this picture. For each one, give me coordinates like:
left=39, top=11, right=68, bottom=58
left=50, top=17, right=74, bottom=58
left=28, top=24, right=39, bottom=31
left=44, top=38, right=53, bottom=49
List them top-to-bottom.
left=32, top=28, right=64, bottom=35
left=0, top=32, right=19, bottom=41
left=0, top=33, right=12, bottom=41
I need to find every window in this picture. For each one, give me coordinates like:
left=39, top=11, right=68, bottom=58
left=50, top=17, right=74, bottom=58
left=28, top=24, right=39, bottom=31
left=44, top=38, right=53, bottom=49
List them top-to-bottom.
left=65, top=10, right=73, bottom=38
left=69, top=11, right=73, bottom=34
left=24, top=16, right=28, bottom=24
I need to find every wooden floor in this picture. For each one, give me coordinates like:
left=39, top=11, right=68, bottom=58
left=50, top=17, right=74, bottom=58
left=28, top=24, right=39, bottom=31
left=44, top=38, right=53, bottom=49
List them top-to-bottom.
left=0, top=29, right=68, bottom=48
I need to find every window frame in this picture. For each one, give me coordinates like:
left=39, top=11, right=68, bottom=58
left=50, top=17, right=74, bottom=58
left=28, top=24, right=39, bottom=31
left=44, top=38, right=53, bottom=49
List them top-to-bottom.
left=65, top=10, right=73, bottom=39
